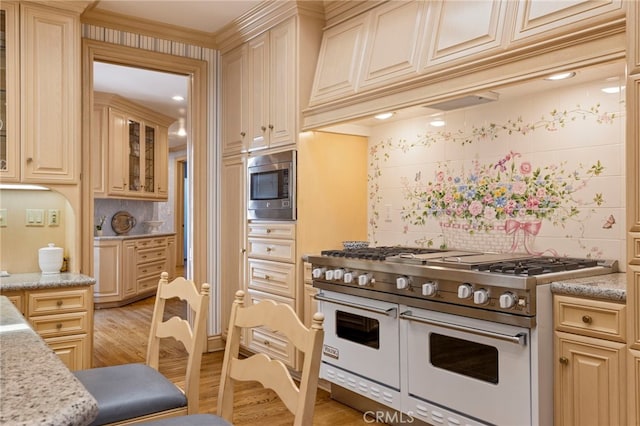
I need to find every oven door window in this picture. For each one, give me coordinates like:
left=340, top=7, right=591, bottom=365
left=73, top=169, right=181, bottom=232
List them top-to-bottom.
left=250, top=169, right=288, bottom=201
left=336, top=310, right=380, bottom=349
left=430, top=333, right=498, bottom=384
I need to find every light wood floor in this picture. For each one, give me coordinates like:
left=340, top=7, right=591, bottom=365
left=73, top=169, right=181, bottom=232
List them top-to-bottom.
left=93, top=292, right=371, bottom=425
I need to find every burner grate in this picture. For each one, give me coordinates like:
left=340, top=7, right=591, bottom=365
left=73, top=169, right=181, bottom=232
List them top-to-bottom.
left=321, top=246, right=441, bottom=261
left=479, top=257, right=599, bottom=276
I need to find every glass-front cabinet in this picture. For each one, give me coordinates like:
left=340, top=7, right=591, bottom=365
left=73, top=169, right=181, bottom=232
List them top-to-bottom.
left=0, top=3, right=19, bottom=182
left=93, top=91, right=172, bottom=201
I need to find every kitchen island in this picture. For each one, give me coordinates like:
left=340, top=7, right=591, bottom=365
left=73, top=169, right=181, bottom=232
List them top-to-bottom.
left=0, top=295, right=98, bottom=425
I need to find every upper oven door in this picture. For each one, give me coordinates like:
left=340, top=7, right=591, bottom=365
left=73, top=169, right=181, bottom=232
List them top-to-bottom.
left=316, top=291, right=400, bottom=389
left=400, top=306, right=531, bottom=426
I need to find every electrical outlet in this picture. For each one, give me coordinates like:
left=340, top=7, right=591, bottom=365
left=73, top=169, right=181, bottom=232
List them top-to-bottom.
left=0, top=209, right=7, bottom=227
left=26, top=209, right=45, bottom=226
left=48, top=209, right=60, bottom=226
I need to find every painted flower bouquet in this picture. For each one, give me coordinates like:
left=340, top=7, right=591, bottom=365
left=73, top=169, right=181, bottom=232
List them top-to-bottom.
left=402, top=151, right=601, bottom=232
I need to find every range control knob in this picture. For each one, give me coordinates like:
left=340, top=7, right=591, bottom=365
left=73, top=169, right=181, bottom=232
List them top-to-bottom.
left=312, top=267, right=326, bottom=279
left=333, top=268, right=345, bottom=281
left=325, top=270, right=335, bottom=280
left=343, top=272, right=354, bottom=284
left=358, top=274, right=371, bottom=286
left=396, top=276, right=411, bottom=290
left=421, top=281, right=438, bottom=296
left=457, top=284, right=473, bottom=299
left=473, top=289, right=490, bottom=305
left=499, top=292, right=518, bottom=309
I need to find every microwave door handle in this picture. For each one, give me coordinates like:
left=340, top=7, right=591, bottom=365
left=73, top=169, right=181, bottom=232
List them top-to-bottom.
left=314, top=294, right=397, bottom=318
left=399, top=311, right=527, bottom=346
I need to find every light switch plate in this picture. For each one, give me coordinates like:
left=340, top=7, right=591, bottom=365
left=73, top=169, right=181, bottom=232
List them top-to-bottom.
left=0, top=209, right=7, bottom=227
left=26, top=209, right=45, bottom=226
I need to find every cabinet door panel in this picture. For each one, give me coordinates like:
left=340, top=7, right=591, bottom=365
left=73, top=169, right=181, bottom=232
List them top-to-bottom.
left=423, top=0, right=507, bottom=68
left=512, top=0, right=623, bottom=41
left=359, top=1, right=426, bottom=89
left=0, top=2, right=20, bottom=182
left=21, top=4, right=79, bottom=183
left=308, top=14, right=368, bottom=104
left=269, top=19, right=296, bottom=147
left=248, top=33, right=269, bottom=151
left=221, top=45, right=248, bottom=156
left=108, top=108, right=128, bottom=194
left=94, top=240, right=122, bottom=301
left=554, top=331, right=625, bottom=426
left=45, top=334, right=88, bottom=371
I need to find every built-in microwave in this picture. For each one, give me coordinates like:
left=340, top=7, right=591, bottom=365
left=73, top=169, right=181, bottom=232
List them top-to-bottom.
left=247, top=150, right=296, bottom=221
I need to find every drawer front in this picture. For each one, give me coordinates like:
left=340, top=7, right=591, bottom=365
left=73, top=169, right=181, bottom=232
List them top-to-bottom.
left=248, top=222, right=296, bottom=239
left=136, top=237, right=167, bottom=249
left=248, top=237, right=295, bottom=263
left=137, top=247, right=166, bottom=264
left=137, top=259, right=166, bottom=278
left=248, top=259, right=296, bottom=298
left=137, top=274, right=160, bottom=294
left=28, top=288, right=90, bottom=316
left=245, top=289, right=296, bottom=369
left=1, top=291, right=24, bottom=314
left=554, top=295, right=626, bottom=342
left=30, top=312, right=89, bottom=337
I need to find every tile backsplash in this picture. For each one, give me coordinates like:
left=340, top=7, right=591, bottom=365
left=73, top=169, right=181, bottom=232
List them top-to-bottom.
left=367, top=68, right=626, bottom=264
left=95, top=198, right=162, bottom=236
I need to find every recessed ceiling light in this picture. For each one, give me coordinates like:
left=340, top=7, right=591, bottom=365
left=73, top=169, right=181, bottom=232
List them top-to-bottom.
left=545, top=72, right=576, bottom=81
left=601, top=86, right=623, bottom=94
left=172, top=95, right=185, bottom=101
left=374, top=112, right=394, bottom=120
left=430, top=119, right=446, bottom=127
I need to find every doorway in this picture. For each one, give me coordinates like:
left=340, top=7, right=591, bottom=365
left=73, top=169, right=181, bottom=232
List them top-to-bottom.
left=81, top=39, right=209, bottom=291
left=175, top=157, right=187, bottom=277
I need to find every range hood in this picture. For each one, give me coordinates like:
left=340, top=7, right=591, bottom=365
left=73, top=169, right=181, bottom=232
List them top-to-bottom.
left=424, top=92, right=499, bottom=111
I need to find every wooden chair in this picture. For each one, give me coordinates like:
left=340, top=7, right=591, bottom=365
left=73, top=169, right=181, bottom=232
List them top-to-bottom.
left=75, top=272, right=210, bottom=425
left=138, top=289, right=325, bottom=426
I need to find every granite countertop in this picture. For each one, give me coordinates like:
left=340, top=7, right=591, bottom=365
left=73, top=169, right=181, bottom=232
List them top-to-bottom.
left=94, top=232, right=176, bottom=241
left=0, top=272, right=96, bottom=292
left=550, top=272, right=626, bottom=302
left=0, top=296, right=98, bottom=425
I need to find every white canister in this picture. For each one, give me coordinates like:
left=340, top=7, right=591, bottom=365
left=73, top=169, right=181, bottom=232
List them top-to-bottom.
left=39, top=243, right=63, bottom=275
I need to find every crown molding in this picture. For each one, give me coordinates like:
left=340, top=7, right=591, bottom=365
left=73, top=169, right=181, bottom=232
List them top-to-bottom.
left=81, top=7, right=217, bottom=49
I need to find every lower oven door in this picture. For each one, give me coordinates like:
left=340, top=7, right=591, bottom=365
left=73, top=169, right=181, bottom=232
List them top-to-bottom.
left=316, top=290, right=400, bottom=390
left=400, top=306, right=531, bottom=426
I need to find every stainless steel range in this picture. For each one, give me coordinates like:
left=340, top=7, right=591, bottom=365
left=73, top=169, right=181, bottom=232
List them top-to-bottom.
left=308, top=247, right=617, bottom=426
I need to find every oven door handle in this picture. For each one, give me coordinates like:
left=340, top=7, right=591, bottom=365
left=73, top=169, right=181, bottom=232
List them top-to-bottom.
left=314, top=294, right=398, bottom=318
left=399, top=311, right=527, bottom=346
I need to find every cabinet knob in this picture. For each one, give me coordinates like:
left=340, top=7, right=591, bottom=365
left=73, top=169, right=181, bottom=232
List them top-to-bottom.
left=268, top=124, right=274, bottom=130
left=261, top=126, right=267, bottom=132
left=240, top=132, right=246, bottom=137
left=26, top=157, right=33, bottom=163
left=266, top=229, right=271, bottom=234
left=266, top=247, right=273, bottom=252
left=264, top=275, right=270, bottom=280
left=56, top=300, right=63, bottom=307
left=582, top=315, right=592, bottom=324
left=56, top=323, right=63, bottom=329
left=264, top=340, right=270, bottom=346
left=559, top=356, right=569, bottom=365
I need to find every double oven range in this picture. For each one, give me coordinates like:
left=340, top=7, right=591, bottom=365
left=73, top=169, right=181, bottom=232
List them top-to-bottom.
left=308, top=247, right=618, bottom=426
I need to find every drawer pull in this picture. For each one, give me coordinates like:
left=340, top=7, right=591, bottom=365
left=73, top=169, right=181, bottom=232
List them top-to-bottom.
left=266, top=229, right=271, bottom=234
left=266, top=247, right=273, bottom=252
left=142, top=269, right=147, bottom=273
left=264, top=275, right=270, bottom=280
left=56, top=300, right=63, bottom=307
left=582, top=315, right=593, bottom=324
left=56, top=323, right=63, bottom=329
left=264, top=340, right=270, bottom=346
left=559, top=356, right=569, bottom=365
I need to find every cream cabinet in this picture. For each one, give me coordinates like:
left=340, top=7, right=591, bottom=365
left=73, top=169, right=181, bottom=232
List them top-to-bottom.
left=0, top=1, right=81, bottom=184
left=247, top=18, right=296, bottom=152
left=221, top=45, right=249, bottom=156
left=93, top=92, right=173, bottom=200
left=219, top=154, right=247, bottom=336
left=245, top=222, right=297, bottom=368
left=93, top=235, right=176, bottom=308
left=302, top=262, right=318, bottom=329
left=1, top=286, right=94, bottom=371
left=554, top=295, right=627, bottom=426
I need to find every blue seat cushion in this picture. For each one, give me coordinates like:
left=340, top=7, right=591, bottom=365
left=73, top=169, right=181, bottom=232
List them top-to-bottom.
left=74, top=363, right=187, bottom=426
left=139, top=414, right=232, bottom=425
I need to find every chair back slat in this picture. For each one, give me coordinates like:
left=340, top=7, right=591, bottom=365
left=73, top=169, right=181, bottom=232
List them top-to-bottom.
left=217, top=290, right=324, bottom=426
left=156, top=316, right=194, bottom=353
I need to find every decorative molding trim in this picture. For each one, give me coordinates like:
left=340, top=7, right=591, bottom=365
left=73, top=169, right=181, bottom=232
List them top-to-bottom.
left=323, top=0, right=385, bottom=28
left=81, top=7, right=217, bottom=49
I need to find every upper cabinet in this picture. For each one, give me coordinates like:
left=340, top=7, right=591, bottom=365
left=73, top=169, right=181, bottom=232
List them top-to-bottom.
left=304, top=0, right=625, bottom=129
left=1, top=1, right=81, bottom=184
left=219, top=4, right=324, bottom=156
left=93, top=92, right=173, bottom=201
